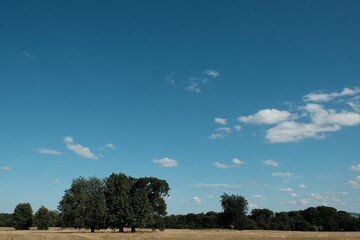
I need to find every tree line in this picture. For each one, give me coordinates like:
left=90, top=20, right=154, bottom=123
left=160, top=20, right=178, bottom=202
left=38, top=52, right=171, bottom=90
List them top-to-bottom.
left=1, top=175, right=360, bottom=232
left=165, top=194, right=360, bottom=231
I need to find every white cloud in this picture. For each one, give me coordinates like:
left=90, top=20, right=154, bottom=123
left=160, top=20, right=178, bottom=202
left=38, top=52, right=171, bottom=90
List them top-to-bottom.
left=204, top=69, right=219, bottom=78
left=166, top=72, right=176, bottom=85
left=186, top=82, right=201, bottom=93
left=303, top=87, right=360, bottom=102
left=238, top=109, right=293, bottom=125
left=214, top=117, right=227, bottom=125
left=234, top=125, right=242, bottom=131
left=216, top=127, right=232, bottom=134
left=208, top=133, right=224, bottom=140
left=64, top=136, right=98, bottom=160
left=105, top=143, right=116, bottom=149
left=36, top=148, right=62, bottom=156
left=153, top=157, right=178, bottom=168
left=233, top=158, right=244, bottom=165
left=262, top=159, right=279, bottom=167
left=213, top=162, right=231, bottom=169
left=350, top=164, right=360, bottom=172
left=1, top=166, right=11, bottom=172
left=272, top=172, right=294, bottom=177
left=345, top=176, right=360, bottom=189
left=53, top=179, right=60, bottom=184
left=195, top=183, right=241, bottom=189
left=298, top=184, right=307, bottom=189
left=279, top=188, right=293, bottom=193
left=252, top=195, right=267, bottom=199
left=192, top=196, right=202, bottom=204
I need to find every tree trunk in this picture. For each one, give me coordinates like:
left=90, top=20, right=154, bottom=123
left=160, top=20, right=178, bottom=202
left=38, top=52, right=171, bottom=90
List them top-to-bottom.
left=131, top=226, right=136, bottom=233
left=91, top=227, right=95, bottom=233
left=119, top=227, right=124, bottom=233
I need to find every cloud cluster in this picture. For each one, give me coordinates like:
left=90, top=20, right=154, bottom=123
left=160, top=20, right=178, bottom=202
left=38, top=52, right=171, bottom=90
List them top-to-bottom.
left=185, top=69, right=220, bottom=93
left=237, top=87, right=360, bottom=143
left=209, top=117, right=241, bottom=140
left=64, top=136, right=98, bottom=160
left=153, top=157, right=178, bottom=168
left=345, top=176, right=360, bottom=189
left=282, top=192, right=347, bottom=207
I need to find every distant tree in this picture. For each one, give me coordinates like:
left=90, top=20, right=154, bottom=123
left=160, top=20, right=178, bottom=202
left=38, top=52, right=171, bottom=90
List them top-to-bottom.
left=104, top=173, right=133, bottom=232
left=58, top=176, right=107, bottom=232
left=220, top=193, right=248, bottom=230
left=13, top=203, right=33, bottom=230
left=34, top=206, right=50, bottom=230
left=48, top=210, right=63, bottom=228
left=273, top=212, right=291, bottom=230
left=0, top=213, right=14, bottom=227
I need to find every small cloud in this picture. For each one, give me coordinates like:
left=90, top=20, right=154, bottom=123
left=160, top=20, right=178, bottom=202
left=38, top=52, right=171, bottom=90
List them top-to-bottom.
left=21, top=51, right=35, bottom=60
left=204, top=69, right=219, bottom=78
left=166, top=72, right=176, bottom=85
left=186, top=82, right=201, bottom=93
left=303, top=87, right=360, bottom=102
left=238, top=109, right=293, bottom=125
left=214, top=117, right=227, bottom=125
left=234, top=125, right=242, bottom=131
left=216, top=127, right=232, bottom=134
left=208, top=133, right=224, bottom=140
left=64, top=136, right=98, bottom=160
left=105, top=143, right=116, bottom=149
left=36, top=148, right=62, bottom=156
left=153, top=157, right=178, bottom=168
left=233, top=158, right=244, bottom=165
left=262, top=159, right=279, bottom=167
left=213, top=162, right=231, bottom=169
left=350, top=164, right=360, bottom=172
left=1, top=166, right=11, bottom=172
left=272, top=172, right=295, bottom=177
left=345, top=176, right=360, bottom=189
left=53, top=179, right=60, bottom=184
left=195, top=183, right=241, bottom=189
left=298, top=184, right=307, bottom=189
left=279, top=188, right=293, bottom=193
left=290, top=193, right=298, bottom=197
left=207, top=195, right=215, bottom=199
left=252, top=195, right=267, bottom=199
left=192, top=196, right=202, bottom=204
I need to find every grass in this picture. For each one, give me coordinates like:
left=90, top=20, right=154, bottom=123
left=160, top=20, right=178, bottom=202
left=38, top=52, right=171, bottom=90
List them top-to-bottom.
left=0, top=228, right=360, bottom=240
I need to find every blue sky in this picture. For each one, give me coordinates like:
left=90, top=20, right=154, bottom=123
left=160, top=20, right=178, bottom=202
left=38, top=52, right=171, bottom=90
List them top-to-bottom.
left=1, top=0, right=360, bottom=215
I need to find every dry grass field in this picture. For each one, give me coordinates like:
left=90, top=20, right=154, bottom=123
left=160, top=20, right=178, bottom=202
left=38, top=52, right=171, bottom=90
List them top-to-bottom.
left=1, top=228, right=360, bottom=240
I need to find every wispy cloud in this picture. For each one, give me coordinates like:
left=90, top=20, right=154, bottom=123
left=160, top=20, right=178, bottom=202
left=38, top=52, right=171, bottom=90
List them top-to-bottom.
left=21, top=51, right=35, bottom=60
left=204, top=69, right=220, bottom=78
left=166, top=72, right=176, bottom=85
left=186, top=81, right=201, bottom=93
left=303, top=87, right=360, bottom=102
left=214, top=117, right=227, bottom=125
left=208, top=133, right=224, bottom=140
left=64, top=136, right=98, bottom=160
left=105, top=143, right=115, bottom=149
left=36, top=148, right=62, bottom=156
left=153, top=157, right=178, bottom=168
left=213, top=158, right=244, bottom=169
left=262, top=159, right=280, bottom=167
left=350, top=164, right=360, bottom=172
left=1, top=166, right=11, bottom=172
left=272, top=172, right=295, bottom=177
left=345, top=176, right=360, bottom=189
left=53, top=179, right=60, bottom=184
left=195, top=183, right=241, bottom=189
left=298, top=184, right=307, bottom=189
left=279, top=188, right=293, bottom=193
left=252, top=194, right=268, bottom=199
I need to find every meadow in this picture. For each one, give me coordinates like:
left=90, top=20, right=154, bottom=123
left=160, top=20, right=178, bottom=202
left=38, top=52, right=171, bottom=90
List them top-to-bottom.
left=1, top=228, right=360, bottom=240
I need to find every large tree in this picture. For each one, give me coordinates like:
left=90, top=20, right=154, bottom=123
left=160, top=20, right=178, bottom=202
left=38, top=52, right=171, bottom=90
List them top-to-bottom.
left=104, top=173, right=133, bottom=232
left=58, top=176, right=107, bottom=232
left=220, top=193, right=248, bottom=230
left=13, top=203, right=33, bottom=230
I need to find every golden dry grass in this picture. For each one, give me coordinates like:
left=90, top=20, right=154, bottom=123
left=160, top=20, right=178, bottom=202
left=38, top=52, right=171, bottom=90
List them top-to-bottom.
left=0, top=228, right=360, bottom=240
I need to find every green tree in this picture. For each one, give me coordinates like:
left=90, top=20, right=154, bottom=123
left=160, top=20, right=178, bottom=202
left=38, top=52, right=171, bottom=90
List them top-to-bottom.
left=104, top=173, right=133, bottom=232
left=58, top=176, right=107, bottom=232
left=130, top=187, right=153, bottom=232
left=220, top=193, right=248, bottom=230
left=13, top=203, right=33, bottom=230
left=34, top=206, right=50, bottom=230
left=250, top=208, right=274, bottom=230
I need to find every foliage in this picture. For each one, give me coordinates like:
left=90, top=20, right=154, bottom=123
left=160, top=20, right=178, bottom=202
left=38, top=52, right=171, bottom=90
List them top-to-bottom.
left=220, top=193, right=248, bottom=230
left=13, top=203, right=33, bottom=230
left=34, top=206, right=50, bottom=230
left=0, top=213, right=14, bottom=227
